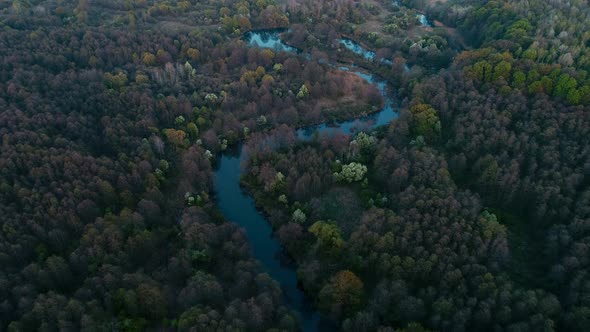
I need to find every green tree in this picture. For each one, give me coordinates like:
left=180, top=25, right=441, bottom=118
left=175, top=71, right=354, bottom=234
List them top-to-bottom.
left=505, top=18, right=532, bottom=45
left=470, top=60, right=493, bottom=81
left=493, top=61, right=512, bottom=80
left=512, top=70, right=526, bottom=88
left=104, top=72, right=128, bottom=90
left=135, top=73, right=149, bottom=84
left=554, top=73, right=577, bottom=98
left=297, top=84, right=309, bottom=99
left=579, top=85, right=590, bottom=104
left=567, top=88, right=581, bottom=105
left=205, top=93, right=218, bottom=104
left=409, top=103, right=441, bottom=140
left=186, top=122, right=199, bottom=138
left=351, top=132, right=376, bottom=152
left=475, top=155, right=499, bottom=191
left=334, top=162, right=367, bottom=183
left=278, top=194, right=288, bottom=204
left=292, top=209, right=306, bottom=223
left=480, top=210, right=506, bottom=239
left=309, top=221, right=344, bottom=256
left=178, top=306, right=219, bottom=331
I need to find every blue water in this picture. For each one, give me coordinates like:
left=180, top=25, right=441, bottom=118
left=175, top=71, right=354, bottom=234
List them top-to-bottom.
left=389, top=1, right=431, bottom=27
left=417, top=14, right=432, bottom=27
left=244, top=29, right=301, bottom=54
left=244, top=29, right=403, bottom=68
left=215, top=30, right=399, bottom=331
left=339, top=37, right=398, bottom=66
left=339, top=38, right=376, bottom=61
left=339, top=38, right=411, bottom=72
left=296, top=67, right=396, bottom=140
left=214, top=149, right=324, bottom=331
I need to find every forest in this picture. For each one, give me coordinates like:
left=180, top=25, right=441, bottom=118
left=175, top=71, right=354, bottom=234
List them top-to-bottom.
left=0, top=0, right=588, bottom=331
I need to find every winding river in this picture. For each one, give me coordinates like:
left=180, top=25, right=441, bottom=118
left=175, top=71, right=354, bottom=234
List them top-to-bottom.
left=214, top=30, right=398, bottom=331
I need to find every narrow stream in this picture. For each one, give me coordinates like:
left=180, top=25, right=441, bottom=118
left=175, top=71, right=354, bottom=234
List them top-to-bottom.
left=214, top=29, right=398, bottom=331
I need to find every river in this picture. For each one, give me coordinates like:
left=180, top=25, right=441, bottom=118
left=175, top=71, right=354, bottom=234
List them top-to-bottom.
left=417, top=14, right=432, bottom=27
left=214, top=29, right=398, bottom=331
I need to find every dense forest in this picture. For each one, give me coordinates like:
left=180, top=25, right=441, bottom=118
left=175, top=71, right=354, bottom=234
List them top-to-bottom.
left=0, top=0, right=588, bottom=331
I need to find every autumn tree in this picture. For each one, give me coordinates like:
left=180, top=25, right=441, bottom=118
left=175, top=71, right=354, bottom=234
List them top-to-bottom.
left=319, top=270, right=365, bottom=319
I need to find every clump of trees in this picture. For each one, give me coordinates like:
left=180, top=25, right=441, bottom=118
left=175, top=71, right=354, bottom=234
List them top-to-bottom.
left=1, top=0, right=352, bottom=329
left=3, top=0, right=590, bottom=331
left=239, top=1, right=590, bottom=329
left=242, top=125, right=560, bottom=330
left=334, top=162, right=368, bottom=183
